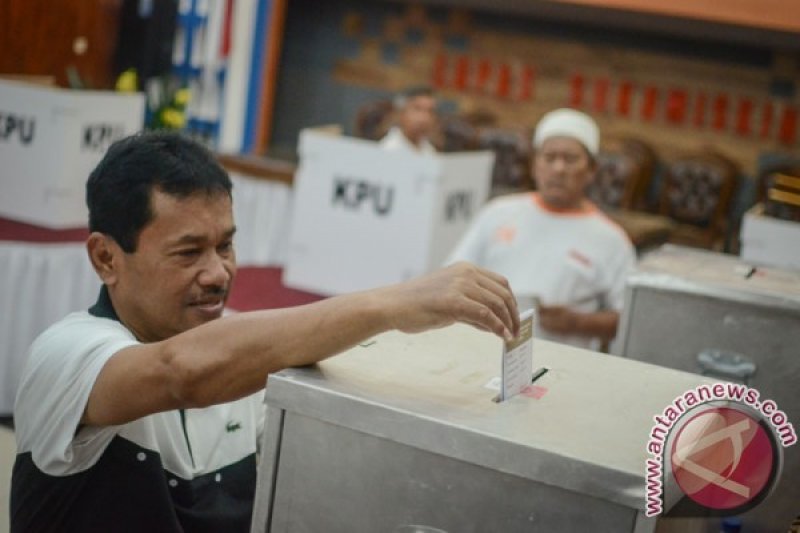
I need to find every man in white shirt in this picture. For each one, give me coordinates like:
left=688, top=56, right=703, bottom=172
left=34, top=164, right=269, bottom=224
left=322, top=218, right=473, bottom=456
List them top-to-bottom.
left=380, top=85, right=437, bottom=154
left=447, top=108, right=636, bottom=351
left=10, top=131, right=518, bottom=532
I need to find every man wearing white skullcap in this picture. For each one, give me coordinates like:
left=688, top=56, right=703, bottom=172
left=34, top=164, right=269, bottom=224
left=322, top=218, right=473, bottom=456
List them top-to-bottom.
left=447, top=108, right=636, bottom=351
left=534, top=108, right=600, bottom=157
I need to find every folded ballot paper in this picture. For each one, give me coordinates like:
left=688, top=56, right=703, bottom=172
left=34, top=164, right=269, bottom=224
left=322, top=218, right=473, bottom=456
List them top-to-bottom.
left=501, top=309, right=535, bottom=401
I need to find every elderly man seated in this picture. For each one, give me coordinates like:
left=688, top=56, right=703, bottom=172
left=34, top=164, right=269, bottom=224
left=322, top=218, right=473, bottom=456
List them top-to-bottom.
left=447, top=108, right=636, bottom=351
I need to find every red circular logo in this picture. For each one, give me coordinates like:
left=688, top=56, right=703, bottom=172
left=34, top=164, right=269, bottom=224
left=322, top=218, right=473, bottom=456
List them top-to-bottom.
left=670, top=406, right=775, bottom=511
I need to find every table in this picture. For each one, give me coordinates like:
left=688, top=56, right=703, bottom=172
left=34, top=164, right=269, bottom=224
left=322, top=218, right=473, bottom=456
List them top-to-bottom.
left=229, top=173, right=292, bottom=267
left=606, top=209, right=676, bottom=252
left=0, top=239, right=99, bottom=414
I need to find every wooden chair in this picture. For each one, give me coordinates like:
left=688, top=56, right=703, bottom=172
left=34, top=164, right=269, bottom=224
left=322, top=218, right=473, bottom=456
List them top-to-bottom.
left=353, top=99, right=393, bottom=141
left=440, top=115, right=479, bottom=152
left=476, top=127, right=533, bottom=194
left=588, top=138, right=657, bottom=211
left=620, top=138, right=658, bottom=210
left=659, top=151, right=739, bottom=250
left=756, top=161, right=800, bottom=203
left=762, top=168, right=800, bottom=221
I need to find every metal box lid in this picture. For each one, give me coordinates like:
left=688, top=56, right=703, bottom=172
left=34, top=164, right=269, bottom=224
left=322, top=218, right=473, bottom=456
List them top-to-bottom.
left=630, top=245, right=800, bottom=311
left=264, top=324, right=710, bottom=511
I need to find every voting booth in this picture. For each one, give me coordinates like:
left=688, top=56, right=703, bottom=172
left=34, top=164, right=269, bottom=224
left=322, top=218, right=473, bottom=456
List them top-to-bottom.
left=0, top=79, right=145, bottom=228
left=283, top=129, right=494, bottom=294
left=616, top=245, right=800, bottom=532
left=252, top=324, right=711, bottom=533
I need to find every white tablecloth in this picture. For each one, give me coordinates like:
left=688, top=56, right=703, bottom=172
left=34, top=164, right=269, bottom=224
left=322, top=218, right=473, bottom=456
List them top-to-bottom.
left=230, top=173, right=291, bottom=267
left=0, top=242, right=100, bottom=414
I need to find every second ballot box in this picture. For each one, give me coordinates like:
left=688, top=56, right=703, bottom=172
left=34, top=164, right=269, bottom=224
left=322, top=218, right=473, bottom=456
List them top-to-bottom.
left=615, top=245, right=800, bottom=532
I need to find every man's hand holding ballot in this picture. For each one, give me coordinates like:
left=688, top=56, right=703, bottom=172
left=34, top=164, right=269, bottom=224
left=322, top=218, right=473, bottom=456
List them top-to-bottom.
left=381, top=262, right=520, bottom=341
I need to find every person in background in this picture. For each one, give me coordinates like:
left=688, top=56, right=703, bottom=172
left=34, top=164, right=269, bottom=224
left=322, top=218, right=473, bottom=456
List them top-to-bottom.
left=380, top=85, right=438, bottom=154
left=446, top=108, right=636, bottom=351
left=10, top=131, right=518, bottom=532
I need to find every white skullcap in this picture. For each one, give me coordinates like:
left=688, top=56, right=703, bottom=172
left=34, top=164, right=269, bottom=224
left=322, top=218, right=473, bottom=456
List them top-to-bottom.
left=532, top=108, right=600, bottom=156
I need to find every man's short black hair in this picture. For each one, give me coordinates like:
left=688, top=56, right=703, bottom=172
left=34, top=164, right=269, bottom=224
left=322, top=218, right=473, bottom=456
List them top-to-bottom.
left=393, top=85, right=435, bottom=109
left=86, top=130, right=232, bottom=253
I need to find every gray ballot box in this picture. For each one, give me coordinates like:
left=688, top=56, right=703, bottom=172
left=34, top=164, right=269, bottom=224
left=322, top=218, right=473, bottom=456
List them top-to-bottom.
left=615, top=244, right=800, bottom=532
left=251, top=324, right=711, bottom=533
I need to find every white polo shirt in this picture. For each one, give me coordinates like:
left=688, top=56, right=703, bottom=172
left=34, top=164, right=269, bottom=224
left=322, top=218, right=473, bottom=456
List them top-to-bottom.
left=379, top=126, right=436, bottom=154
left=447, top=192, right=636, bottom=350
left=11, top=287, right=264, bottom=532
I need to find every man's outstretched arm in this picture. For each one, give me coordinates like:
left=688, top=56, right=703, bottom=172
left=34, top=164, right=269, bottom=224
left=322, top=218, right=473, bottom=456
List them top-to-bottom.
left=82, top=262, right=519, bottom=426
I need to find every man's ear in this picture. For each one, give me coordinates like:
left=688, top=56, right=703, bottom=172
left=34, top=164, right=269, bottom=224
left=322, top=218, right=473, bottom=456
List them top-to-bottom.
left=87, top=233, right=122, bottom=286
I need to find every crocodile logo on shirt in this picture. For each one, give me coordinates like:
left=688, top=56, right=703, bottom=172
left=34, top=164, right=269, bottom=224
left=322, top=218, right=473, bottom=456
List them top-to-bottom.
left=226, top=421, right=242, bottom=433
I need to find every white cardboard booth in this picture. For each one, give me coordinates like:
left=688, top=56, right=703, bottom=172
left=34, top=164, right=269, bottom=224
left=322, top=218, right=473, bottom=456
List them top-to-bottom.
left=0, top=79, right=144, bottom=228
left=284, top=129, right=494, bottom=294
left=739, top=203, right=800, bottom=270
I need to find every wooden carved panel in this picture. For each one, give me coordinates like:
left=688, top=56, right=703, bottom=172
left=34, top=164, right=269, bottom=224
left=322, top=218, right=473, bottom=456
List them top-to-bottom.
left=333, top=4, right=799, bottom=174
